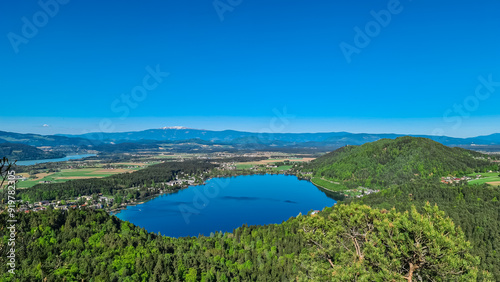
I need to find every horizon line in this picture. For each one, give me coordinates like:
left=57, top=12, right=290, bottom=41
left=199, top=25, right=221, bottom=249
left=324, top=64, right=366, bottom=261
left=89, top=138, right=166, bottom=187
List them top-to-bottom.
left=1, top=127, right=497, bottom=140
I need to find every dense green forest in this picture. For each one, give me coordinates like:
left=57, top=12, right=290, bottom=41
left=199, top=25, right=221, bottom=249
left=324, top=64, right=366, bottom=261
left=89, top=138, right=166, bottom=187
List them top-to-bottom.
left=305, top=137, right=498, bottom=187
left=0, top=143, right=65, bottom=161
left=16, top=160, right=217, bottom=202
left=350, top=181, right=500, bottom=280
left=0, top=201, right=483, bottom=281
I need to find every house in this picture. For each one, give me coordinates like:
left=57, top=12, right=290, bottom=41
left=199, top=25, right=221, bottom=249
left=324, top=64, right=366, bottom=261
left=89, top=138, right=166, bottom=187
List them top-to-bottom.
left=12, top=175, right=27, bottom=181
left=77, top=196, right=92, bottom=201
left=99, top=196, right=113, bottom=203
left=38, top=201, right=49, bottom=206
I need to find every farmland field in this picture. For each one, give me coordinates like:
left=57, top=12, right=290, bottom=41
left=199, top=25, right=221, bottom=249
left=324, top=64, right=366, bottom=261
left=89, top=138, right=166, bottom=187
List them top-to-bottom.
left=235, top=163, right=254, bottom=170
left=16, top=165, right=147, bottom=188
left=272, top=165, right=293, bottom=171
left=467, top=172, right=500, bottom=185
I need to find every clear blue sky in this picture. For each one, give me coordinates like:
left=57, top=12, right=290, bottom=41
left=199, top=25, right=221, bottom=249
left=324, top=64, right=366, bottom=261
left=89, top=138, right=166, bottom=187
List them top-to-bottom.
left=1, top=0, right=499, bottom=137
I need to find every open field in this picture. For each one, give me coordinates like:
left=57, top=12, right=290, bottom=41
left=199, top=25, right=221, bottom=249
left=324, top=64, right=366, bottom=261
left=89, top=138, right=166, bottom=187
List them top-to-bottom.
left=236, top=164, right=254, bottom=170
left=273, top=165, right=293, bottom=171
left=16, top=166, right=145, bottom=188
left=467, top=172, right=500, bottom=185
left=311, top=177, right=347, bottom=191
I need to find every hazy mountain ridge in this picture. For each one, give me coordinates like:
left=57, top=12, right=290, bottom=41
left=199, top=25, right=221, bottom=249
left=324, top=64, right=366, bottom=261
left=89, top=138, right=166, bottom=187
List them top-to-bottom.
left=60, top=128, right=500, bottom=146
left=1, top=129, right=500, bottom=149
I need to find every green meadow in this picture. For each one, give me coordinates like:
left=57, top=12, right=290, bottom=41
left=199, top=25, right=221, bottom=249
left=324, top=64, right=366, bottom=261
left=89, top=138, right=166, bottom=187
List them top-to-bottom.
left=236, top=164, right=254, bottom=170
left=272, top=165, right=293, bottom=171
left=17, top=167, right=144, bottom=189
left=467, top=172, right=500, bottom=185
left=311, top=177, right=348, bottom=191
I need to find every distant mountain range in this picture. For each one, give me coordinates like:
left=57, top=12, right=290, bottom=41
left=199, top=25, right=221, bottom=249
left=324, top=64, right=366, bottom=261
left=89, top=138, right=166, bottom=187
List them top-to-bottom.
left=1, top=128, right=500, bottom=149
left=59, top=128, right=500, bottom=147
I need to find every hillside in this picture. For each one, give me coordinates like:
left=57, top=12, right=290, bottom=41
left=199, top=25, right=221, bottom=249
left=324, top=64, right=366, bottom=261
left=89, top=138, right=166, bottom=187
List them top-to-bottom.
left=306, top=136, right=498, bottom=187
left=0, top=143, right=65, bottom=161
left=351, top=181, right=500, bottom=280
left=0, top=203, right=480, bottom=281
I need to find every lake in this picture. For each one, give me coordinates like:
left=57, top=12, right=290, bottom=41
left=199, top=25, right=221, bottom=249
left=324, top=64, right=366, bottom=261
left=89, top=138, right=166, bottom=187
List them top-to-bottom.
left=16, top=154, right=96, bottom=166
left=115, top=174, right=338, bottom=237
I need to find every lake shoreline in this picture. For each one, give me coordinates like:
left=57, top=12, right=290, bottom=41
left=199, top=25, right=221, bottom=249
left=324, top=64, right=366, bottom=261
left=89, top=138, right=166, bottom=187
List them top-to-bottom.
left=110, top=173, right=346, bottom=216
left=112, top=174, right=337, bottom=237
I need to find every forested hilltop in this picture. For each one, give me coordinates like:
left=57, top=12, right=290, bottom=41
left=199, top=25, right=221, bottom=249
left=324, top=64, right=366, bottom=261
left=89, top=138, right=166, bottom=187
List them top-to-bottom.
left=304, top=136, right=497, bottom=188
left=0, top=143, right=65, bottom=161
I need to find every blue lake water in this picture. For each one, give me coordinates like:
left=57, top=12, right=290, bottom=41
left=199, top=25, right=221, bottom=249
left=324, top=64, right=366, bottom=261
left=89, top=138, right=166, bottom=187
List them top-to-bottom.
left=16, top=154, right=96, bottom=166
left=115, top=174, right=338, bottom=238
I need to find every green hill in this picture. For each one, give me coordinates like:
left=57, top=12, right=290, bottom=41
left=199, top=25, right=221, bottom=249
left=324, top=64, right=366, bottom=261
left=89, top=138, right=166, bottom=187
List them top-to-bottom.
left=306, top=136, right=497, bottom=188
left=0, top=143, right=65, bottom=161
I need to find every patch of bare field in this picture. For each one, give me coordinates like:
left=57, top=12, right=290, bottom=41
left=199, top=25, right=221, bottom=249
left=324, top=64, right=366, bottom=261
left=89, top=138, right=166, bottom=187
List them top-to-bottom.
left=35, top=173, right=52, bottom=179
left=56, top=176, right=105, bottom=180
left=487, top=181, right=500, bottom=186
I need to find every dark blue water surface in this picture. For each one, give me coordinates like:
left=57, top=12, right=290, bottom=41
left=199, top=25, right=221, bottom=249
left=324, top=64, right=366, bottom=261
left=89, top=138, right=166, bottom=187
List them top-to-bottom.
left=16, top=154, right=96, bottom=166
left=115, top=174, right=337, bottom=237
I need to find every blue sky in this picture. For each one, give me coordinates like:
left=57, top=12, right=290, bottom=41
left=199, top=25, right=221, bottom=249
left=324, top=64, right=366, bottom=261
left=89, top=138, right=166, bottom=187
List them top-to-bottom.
left=1, top=0, right=499, bottom=137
